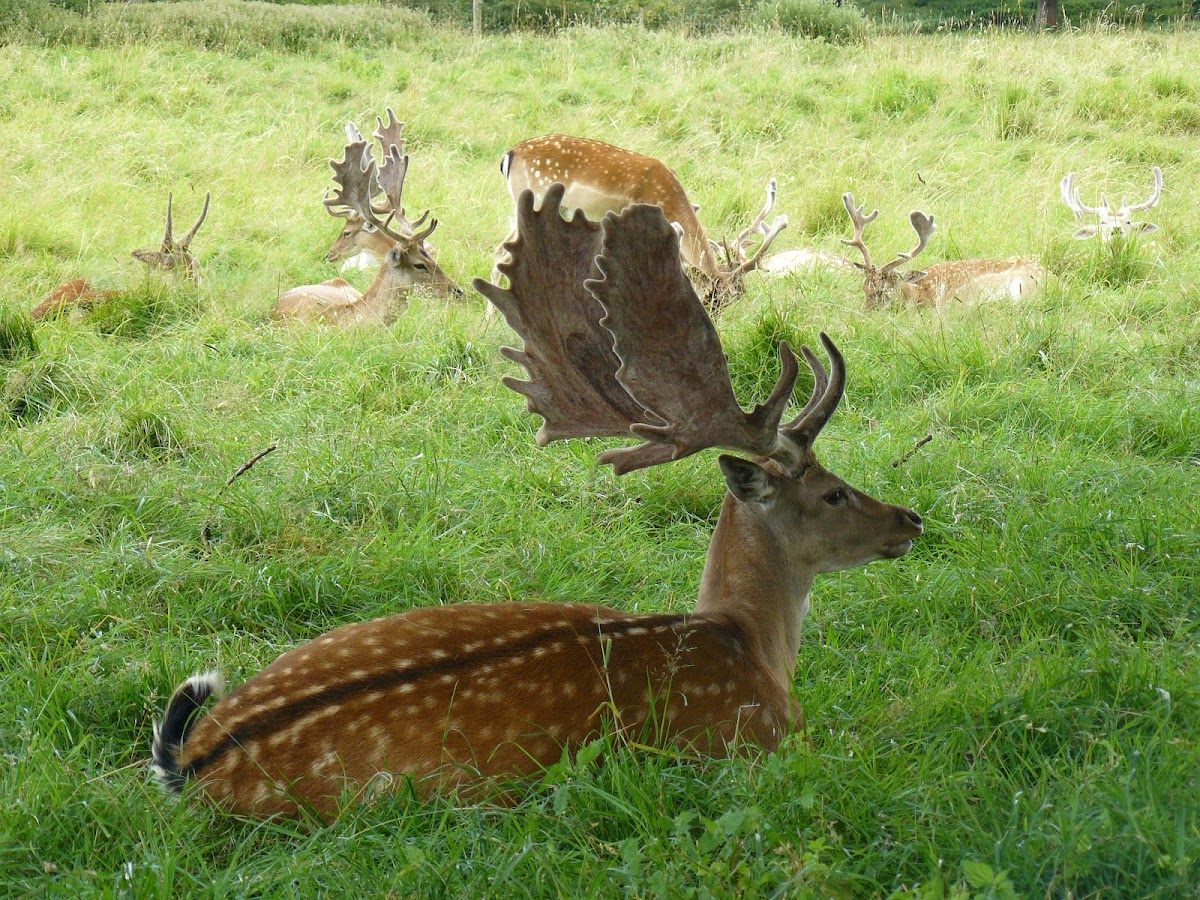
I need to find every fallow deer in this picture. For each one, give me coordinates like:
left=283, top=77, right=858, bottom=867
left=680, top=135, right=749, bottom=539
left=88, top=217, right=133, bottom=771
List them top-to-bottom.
left=323, top=113, right=439, bottom=271
left=274, top=119, right=461, bottom=326
left=490, top=135, right=788, bottom=314
left=1060, top=166, right=1162, bottom=240
left=152, top=184, right=922, bottom=819
left=31, top=192, right=210, bottom=321
left=841, top=193, right=1046, bottom=309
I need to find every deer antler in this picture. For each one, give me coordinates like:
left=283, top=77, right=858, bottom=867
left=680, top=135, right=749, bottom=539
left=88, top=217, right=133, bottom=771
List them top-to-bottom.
left=372, top=108, right=406, bottom=158
left=323, top=141, right=408, bottom=244
left=1122, top=165, right=1163, bottom=213
left=1060, top=172, right=1107, bottom=218
left=475, top=184, right=841, bottom=476
left=179, top=192, right=210, bottom=250
left=840, top=192, right=880, bottom=269
left=880, top=210, right=935, bottom=273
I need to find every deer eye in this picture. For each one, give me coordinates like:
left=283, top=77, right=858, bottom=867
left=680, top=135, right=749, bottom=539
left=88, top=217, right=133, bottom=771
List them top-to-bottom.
left=413, top=261, right=428, bottom=271
left=823, top=489, right=846, bottom=507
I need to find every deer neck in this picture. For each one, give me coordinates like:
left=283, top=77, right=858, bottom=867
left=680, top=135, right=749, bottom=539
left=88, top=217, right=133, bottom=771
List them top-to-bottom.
left=362, top=266, right=405, bottom=315
left=694, top=493, right=815, bottom=689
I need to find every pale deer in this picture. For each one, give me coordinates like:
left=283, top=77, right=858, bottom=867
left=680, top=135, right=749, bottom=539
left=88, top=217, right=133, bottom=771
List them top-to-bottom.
left=323, top=114, right=439, bottom=271
left=274, top=121, right=462, bottom=326
left=490, top=135, right=787, bottom=314
left=1060, top=166, right=1162, bottom=240
left=715, top=179, right=854, bottom=278
left=151, top=184, right=923, bottom=819
left=32, top=192, right=210, bottom=321
left=841, top=193, right=1046, bottom=309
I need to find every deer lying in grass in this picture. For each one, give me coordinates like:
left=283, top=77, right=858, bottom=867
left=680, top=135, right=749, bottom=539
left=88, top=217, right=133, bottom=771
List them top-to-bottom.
left=274, top=113, right=461, bottom=326
left=323, top=114, right=440, bottom=271
left=490, top=134, right=788, bottom=314
left=1060, top=166, right=1162, bottom=240
left=715, top=179, right=854, bottom=278
left=152, top=184, right=922, bottom=819
left=31, top=193, right=210, bottom=321
left=841, top=193, right=1046, bottom=309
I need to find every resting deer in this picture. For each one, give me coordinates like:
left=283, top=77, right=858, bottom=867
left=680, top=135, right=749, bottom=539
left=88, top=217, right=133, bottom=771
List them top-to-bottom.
left=274, top=114, right=461, bottom=326
left=323, top=115, right=439, bottom=271
left=490, top=135, right=788, bottom=314
left=1060, top=166, right=1162, bottom=240
left=716, top=179, right=854, bottom=278
left=151, top=183, right=923, bottom=819
left=32, top=193, right=210, bottom=321
left=841, top=193, right=1046, bottom=309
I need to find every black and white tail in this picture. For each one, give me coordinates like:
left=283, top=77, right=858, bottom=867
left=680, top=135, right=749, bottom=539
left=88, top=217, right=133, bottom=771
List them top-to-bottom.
left=500, top=149, right=515, bottom=182
left=150, top=672, right=223, bottom=794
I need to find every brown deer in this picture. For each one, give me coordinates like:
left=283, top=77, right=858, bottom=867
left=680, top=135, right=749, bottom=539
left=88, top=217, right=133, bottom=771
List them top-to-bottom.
left=323, top=113, right=439, bottom=271
left=274, top=117, right=461, bottom=326
left=490, top=135, right=787, bottom=313
left=1060, top=166, right=1162, bottom=241
left=151, top=184, right=923, bottom=819
left=31, top=192, right=210, bottom=321
left=841, top=193, right=1046, bottom=309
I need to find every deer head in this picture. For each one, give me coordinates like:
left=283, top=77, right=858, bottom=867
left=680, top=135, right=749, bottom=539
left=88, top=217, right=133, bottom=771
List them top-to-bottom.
left=323, top=126, right=462, bottom=300
left=1060, top=166, right=1162, bottom=241
left=130, top=192, right=210, bottom=283
left=840, top=193, right=936, bottom=309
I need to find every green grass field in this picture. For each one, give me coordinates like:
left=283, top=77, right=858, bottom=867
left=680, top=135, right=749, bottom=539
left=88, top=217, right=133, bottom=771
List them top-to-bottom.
left=1, top=8, right=1198, bottom=897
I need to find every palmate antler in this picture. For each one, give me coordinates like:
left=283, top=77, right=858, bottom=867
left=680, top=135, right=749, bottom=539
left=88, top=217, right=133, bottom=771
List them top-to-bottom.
left=323, top=139, right=439, bottom=248
left=474, top=183, right=845, bottom=476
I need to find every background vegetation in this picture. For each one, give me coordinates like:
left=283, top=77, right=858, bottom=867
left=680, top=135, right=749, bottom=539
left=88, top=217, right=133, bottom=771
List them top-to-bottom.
left=1, top=4, right=1198, bottom=896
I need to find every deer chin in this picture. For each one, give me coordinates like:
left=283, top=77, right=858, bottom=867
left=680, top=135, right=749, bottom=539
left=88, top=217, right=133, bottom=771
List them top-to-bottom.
left=879, top=539, right=914, bottom=559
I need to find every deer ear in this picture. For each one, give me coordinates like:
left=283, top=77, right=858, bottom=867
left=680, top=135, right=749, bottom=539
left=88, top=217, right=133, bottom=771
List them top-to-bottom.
left=1133, top=222, right=1158, bottom=234
left=1074, top=225, right=1100, bottom=240
left=718, top=455, right=776, bottom=503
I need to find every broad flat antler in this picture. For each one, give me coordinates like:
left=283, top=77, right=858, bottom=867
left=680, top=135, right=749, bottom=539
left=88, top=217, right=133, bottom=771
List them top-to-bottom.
left=324, top=141, right=437, bottom=246
left=473, top=184, right=651, bottom=444
left=474, top=184, right=845, bottom=476
left=161, top=192, right=210, bottom=252
left=840, top=193, right=934, bottom=273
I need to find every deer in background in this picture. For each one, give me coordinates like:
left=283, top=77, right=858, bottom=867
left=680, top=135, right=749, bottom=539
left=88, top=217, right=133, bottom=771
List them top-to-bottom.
left=274, top=113, right=461, bottom=326
left=323, top=113, right=440, bottom=271
left=490, top=134, right=788, bottom=314
left=1060, top=166, right=1162, bottom=240
left=715, top=179, right=855, bottom=278
left=151, top=184, right=923, bottom=819
left=32, top=192, right=210, bottom=321
left=841, top=193, right=1046, bottom=309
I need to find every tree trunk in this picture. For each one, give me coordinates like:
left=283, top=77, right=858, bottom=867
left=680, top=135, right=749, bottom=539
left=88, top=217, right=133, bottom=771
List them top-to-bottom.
left=473, top=0, right=482, bottom=37
left=1036, top=0, right=1060, bottom=29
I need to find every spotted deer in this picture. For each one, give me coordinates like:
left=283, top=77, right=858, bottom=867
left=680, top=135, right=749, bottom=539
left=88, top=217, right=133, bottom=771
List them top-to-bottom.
left=323, top=113, right=439, bottom=271
left=274, top=118, right=461, bottom=326
left=490, top=135, right=787, bottom=314
left=1060, top=166, right=1162, bottom=240
left=152, top=184, right=923, bottom=819
left=32, top=192, right=210, bottom=321
left=841, top=193, right=1046, bottom=309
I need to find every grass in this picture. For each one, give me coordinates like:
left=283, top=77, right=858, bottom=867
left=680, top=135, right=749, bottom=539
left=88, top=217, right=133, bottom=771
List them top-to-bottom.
left=1, top=11, right=1199, bottom=898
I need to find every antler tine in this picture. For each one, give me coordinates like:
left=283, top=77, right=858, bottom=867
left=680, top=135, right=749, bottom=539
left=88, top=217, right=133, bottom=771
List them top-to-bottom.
left=372, top=108, right=406, bottom=157
left=345, top=121, right=364, bottom=144
left=1124, top=165, right=1163, bottom=213
left=1061, top=173, right=1083, bottom=218
left=732, top=177, right=778, bottom=257
left=473, top=184, right=652, bottom=446
left=180, top=192, right=210, bottom=249
left=840, top=192, right=879, bottom=270
left=161, top=193, right=175, bottom=251
left=586, top=203, right=803, bottom=474
left=880, top=210, right=935, bottom=273
left=411, top=218, right=438, bottom=244
left=782, top=333, right=845, bottom=452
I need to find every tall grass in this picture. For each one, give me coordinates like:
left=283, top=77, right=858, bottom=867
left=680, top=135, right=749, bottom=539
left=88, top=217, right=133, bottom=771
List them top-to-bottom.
left=0, top=15, right=1198, bottom=898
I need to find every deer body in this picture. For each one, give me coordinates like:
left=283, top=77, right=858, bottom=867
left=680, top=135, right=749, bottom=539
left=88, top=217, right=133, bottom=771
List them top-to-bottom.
left=154, top=187, right=921, bottom=819
left=33, top=193, right=209, bottom=321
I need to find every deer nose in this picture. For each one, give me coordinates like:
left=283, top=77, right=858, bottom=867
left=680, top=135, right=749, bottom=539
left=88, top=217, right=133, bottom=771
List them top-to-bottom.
left=903, top=508, right=923, bottom=531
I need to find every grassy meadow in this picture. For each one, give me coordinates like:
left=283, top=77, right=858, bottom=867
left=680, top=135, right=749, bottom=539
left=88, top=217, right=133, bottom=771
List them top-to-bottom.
left=1, top=8, right=1199, bottom=897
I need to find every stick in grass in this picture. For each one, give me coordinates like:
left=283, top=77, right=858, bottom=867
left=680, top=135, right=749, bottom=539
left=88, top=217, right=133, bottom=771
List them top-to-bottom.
left=892, top=433, right=932, bottom=469
left=202, top=444, right=278, bottom=547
